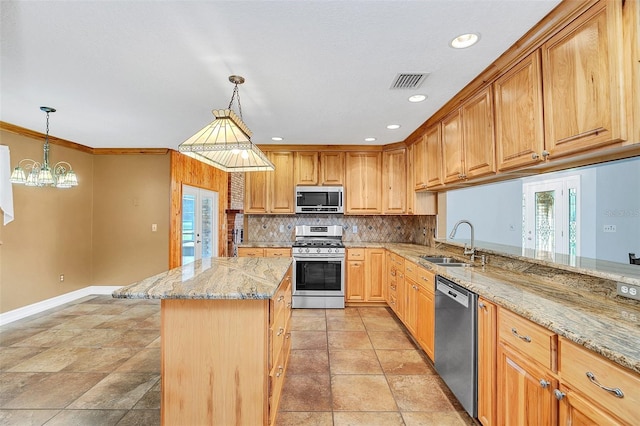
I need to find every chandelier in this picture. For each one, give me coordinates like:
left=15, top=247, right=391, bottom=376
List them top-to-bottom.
left=178, top=75, right=275, bottom=172
left=10, top=106, right=78, bottom=188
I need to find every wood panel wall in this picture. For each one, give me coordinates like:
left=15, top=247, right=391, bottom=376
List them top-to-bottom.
left=169, top=150, right=229, bottom=268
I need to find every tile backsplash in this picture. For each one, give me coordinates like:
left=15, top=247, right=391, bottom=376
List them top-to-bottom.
left=246, top=214, right=436, bottom=246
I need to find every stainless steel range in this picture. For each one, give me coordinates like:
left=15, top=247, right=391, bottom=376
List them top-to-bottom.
left=292, top=225, right=345, bottom=309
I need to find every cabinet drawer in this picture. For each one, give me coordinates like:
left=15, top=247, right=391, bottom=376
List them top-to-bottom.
left=237, top=247, right=264, bottom=257
left=265, top=248, right=291, bottom=258
left=347, top=248, right=365, bottom=260
left=404, top=260, right=419, bottom=282
left=416, top=266, right=434, bottom=293
left=498, top=308, right=557, bottom=371
left=560, top=338, right=640, bottom=425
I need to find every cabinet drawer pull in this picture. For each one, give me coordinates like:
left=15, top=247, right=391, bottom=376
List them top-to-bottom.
left=277, top=295, right=285, bottom=302
left=277, top=327, right=284, bottom=336
left=511, top=327, right=531, bottom=343
left=586, top=372, right=624, bottom=398
left=539, top=379, right=550, bottom=389
left=554, top=389, right=565, bottom=400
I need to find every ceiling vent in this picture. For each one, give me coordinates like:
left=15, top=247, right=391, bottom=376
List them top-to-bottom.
left=390, top=73, right=429, bottom=89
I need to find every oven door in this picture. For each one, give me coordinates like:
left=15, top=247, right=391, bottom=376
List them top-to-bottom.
left=293, top=257, right=345, bottom=296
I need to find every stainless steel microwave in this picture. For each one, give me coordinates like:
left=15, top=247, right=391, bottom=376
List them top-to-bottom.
left=295, top=186, right=344, bottom=214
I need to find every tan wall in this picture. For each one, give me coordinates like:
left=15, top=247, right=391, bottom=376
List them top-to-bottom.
left=1, top=130, right=94, bottom=312
left=92, top=154, right=170, bottom=286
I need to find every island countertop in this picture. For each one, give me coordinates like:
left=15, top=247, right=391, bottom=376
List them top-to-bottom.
left=112, top=257, right=293, bottom=300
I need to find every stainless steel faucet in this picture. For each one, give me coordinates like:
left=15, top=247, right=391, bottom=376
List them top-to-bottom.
left=449, top=220, right=475, bottom=262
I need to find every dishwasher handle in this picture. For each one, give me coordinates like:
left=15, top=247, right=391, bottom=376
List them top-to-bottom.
left=436, top=279, right=469, bottom=308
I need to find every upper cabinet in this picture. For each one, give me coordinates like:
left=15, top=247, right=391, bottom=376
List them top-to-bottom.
left=542, top=0, right=626, bottom=157
left=494, top=51, right=545, bottom=171
left=442, top=87, right=496, bottom=184
left=425, top=124, right=444, bottom=189
left=413, top=135, right=427, bottom=190
left=382, top=147, right=407, bottom=214
left=245, top=151, right=295, bottom=214
left=295, top=151, right=345, bottom=186
left=345, top=151, right=382, bottom=214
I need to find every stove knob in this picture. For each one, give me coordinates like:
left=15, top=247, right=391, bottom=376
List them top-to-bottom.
left=305, top=248, right=310, bottom=253
left=317, top=248, right=321, bottom=253
left=328, top=248, right=332, bottom=253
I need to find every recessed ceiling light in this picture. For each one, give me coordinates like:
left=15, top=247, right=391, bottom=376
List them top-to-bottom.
left=450, top=33, right=480, bottom=49
left=408, top=94, right=427, bottom=103
left=386, top=124, right=401, bottom=130
left=271, top=136, right=283, bottom=141
left=364, top=137, right=376, bottom=142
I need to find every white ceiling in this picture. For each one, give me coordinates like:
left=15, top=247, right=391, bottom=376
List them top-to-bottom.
left=1, top=0, right=561, bottom=150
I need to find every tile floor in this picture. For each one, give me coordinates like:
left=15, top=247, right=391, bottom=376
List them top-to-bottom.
left=0, top=295, right=475, bottom=425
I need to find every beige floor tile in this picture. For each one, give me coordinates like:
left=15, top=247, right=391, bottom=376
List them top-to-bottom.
left=325, top=307, right=360, bottom=317
left=357, top=307, right=393, bottom=318
left=292, top=309, right=326, bottom=317
left=52, top=315, right=115, bottom=330
left=361, top=315, right=404, bottom=331
left=291, top=316, right=327, bottom=331
left=326, top=316, right=366, bottom=331
left=0, top=328, right=48, bottom=347
left=59, top=328, right=126, bottom=348
left=10, top=329, right=85, bottom=348
left=105, top=329, right=160, bottom=348
left=291, top=331, right=328, bottom=350
left=327, top=331, right=372, bottom=350
left=368, top=331, right=415, bottom=350
left=0, top=347, right=45, bottom=371
left=8, top=347, right=93, bottom=372
left=63, top=348, right=138, bottom=373
left=115, top=348, right=160, bottom=373
left=329, top=349, right=382, bottom=374
left=376, top=349, right=436, bottom=375
left=287, top=350, right=330, bottom=375
left=2, top=372, right=106, bottom=409
left=68, top=372, right=159, bottom=410
left=279, top=374, right=332, bottom=412
left=331, top=374, right=397, bottom=411
left=386, top=375, right=456, bottom=412
left=0, top=409, right=59, bottom=425
left=44, top=409, right=128, bottom=425
left=116, top=409, right=160, bottom=425
left=275, top=411, right=333, bottom=426
left=333, top=411, right=405, bottom=425
left=401, top=411, right=475, bottom=426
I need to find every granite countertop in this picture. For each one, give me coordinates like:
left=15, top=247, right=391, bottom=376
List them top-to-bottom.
left=239, top=242, right=292, bottom=248
left=112, top=257, right=292, bottom=300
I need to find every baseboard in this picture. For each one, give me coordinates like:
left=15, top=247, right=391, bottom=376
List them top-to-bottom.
left=0, top=286, right=123, bottom=326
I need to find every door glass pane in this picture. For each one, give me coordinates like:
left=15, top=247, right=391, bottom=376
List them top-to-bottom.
left=568, top=188, right=577, bottom=256
left=535, top=190, right=555, bottom=253
left=182, top=194, right=196, bottom=265
left=201, top=196, right=213, bottom=259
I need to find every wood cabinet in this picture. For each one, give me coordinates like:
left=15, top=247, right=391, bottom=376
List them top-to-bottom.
left=542, top=0, right=626, bottom=158
left=494, top=51, right=545, bottom=171
left=442, top=87, right=496, bottom=184
left=425, top=124, right=444, bottom=188
left=413, top=135, right=427, bottom=190
left=406, top=143, right=415, bottom=214
left=382, top=147, right=406, bottom=214
left=245, top=151, right=295, bottom=214
left=295, top=151, right=345, bottom=185
left=345, top=152, right=382, bottom=214
left=238, top=247, right=292, bottom=258
left=346, top=248, right=386, bottom=304
left=386, top=252, right=404, bottom=315
left=402, top=260, right=435, bottom=361
left=161, top=267, right=292, bottom=426
left=477, top=298, right=497, bottom=426
left=497, top=307, right=558, bottom=426
left=557, top=337, right=639, bottom=425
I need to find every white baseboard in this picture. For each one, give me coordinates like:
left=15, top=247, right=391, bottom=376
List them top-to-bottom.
left=0, top=286, right=123, bottom=326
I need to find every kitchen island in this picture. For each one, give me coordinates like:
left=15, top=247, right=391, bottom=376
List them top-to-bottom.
left=113, top=257, right=293, bottom=426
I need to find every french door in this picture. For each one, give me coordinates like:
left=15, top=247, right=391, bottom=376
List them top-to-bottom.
left=523, top=177, right=580, bottom=257
left=182, top=185, right=218, bottom=265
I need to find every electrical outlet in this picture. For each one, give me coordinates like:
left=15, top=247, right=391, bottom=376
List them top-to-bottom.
left=151, top=224, right=157, bottom=232
left=279, top=225, right=285, bottom=232
left=352, top=225, right=358, bottom=234
left=603, top=225, right=617, bottom=233
left=59, top=274, right=65, bottom=282
left=617, top=282, right=640, bottom=301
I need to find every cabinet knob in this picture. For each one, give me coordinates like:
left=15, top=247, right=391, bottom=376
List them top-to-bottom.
left=542, top=150, right=550, bottom=158
left=539, top=379, right=550, bottom=389
left=554, top=389, right=565, bottom=400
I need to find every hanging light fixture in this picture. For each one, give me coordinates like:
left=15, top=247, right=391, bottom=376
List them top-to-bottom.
left=178, top=75, right=275, bottom=172
left=10, top=106, right=78, bottom=188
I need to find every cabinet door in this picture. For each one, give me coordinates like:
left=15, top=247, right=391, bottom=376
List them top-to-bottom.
left=542, top=0, right=625, bottom=156
left=494, top=51, right=545, bottom=171
left=462, top=87, right=496, bottom=180
left=442, top=109, right=464, bottom=184
left=425, top=124, right=444, bottom=188
left=413, top=135, right=427, bottom=190
left=406, top=143, right=415, bottom=214
left=382, top=148, right=407, bottom=214
left=269, top=152, right=295, bottom=214
left=295, top=152, right=319, bottom=185
left=320, top=152, right=345, bottom=185
left=345, top=152, right=382, bottom=214
left=244, top=171, right=268, bottom=214
left=365, top=248, right=386, bottom=301
left=346, top=261, right=365, bottom=302
left=404, top=279, right=418, bottom=336
left=416, top=284, right=434, bottom=361
left=477, top=298, right=497, bottom=426
left=498, top=344, right=558, bottom=426
left=557, top=384, right=626, bottom=426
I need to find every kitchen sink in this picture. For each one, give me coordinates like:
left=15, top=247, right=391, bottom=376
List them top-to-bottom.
left=419, top=256, right=472, bottom=267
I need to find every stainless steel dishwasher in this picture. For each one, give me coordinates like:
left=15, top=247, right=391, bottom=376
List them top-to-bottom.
left=434, top=275, right=478, bottom=418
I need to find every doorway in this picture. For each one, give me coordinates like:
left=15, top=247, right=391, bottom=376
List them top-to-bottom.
left=523, top=176, right=580, bottom=257
left=182, top=185, right=218, bottom=265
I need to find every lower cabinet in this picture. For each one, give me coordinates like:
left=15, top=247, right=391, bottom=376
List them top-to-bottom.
left=238, top=247, right=292, bottom=258
left=346, top=248, right=386, bottom=304
left=386, top=252, right=404, bottom=316
left=401, top=260, right=435, bottom=361
left=477, top=298, right=497, bottom=426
